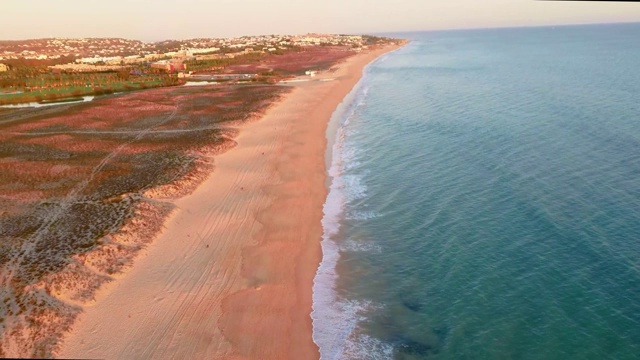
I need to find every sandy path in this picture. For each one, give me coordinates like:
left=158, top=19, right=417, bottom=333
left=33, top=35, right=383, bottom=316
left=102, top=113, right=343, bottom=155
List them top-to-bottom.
left=59, top=44, right=399, bottom=360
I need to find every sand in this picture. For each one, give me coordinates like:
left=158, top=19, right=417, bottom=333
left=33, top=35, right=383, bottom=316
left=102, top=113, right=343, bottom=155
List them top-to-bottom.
left=59, top=44, right=401, bottom=360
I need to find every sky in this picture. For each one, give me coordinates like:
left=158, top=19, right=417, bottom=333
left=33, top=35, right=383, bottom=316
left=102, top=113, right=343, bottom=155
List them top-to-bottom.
left=1, top=0, right=640, bottom=41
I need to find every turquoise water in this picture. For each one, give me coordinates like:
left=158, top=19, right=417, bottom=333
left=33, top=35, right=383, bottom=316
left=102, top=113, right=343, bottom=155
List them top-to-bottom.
left=312, top=23, right=640, bottom=359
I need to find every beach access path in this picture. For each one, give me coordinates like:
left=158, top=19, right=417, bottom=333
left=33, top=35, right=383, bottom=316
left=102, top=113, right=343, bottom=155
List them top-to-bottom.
left=59, top=43, right=401, bottom=360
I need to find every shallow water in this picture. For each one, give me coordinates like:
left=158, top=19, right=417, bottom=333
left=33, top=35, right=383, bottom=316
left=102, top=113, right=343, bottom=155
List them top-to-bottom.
left=314, top=23, right=640, bottom=359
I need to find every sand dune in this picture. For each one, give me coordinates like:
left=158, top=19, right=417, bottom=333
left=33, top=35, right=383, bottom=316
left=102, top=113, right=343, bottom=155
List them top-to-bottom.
left=59, top=44, right=400, bottom=359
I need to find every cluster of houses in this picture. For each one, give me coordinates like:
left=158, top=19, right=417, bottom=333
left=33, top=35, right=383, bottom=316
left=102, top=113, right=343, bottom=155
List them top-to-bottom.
left=0, top=34, right=371, bottom=75
left=1, top=34, right=368, bottom=61
left=216, top=34, right=365, bottom=49
left=0, top=38, right=149, bottom=61
left=150, top=60, right=187, bottom=72
left=48, top=63, right=124, bottom=72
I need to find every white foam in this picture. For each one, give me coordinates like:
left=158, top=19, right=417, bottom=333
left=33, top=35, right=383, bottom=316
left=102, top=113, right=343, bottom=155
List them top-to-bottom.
left=312, top=59, right=390, bottom=359
left=341, top=174, right=367, bottom=202
left=345, top=210, right=381, bottom=221
left=341, top=237, right=382, bottom=253
left=313, top=294, right=391, bottom=359
left=342, top=331, right=395, bottom=360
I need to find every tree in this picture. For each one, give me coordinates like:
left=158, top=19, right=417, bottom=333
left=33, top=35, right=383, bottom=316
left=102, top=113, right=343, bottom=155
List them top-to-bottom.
left=117, top=70, right=130, bottom=81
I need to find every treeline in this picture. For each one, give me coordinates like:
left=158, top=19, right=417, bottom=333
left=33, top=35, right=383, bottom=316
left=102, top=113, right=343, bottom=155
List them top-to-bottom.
left=362, top=35, right=398, bottom=45
left=184, top=47, right=303, bottom=73
left=184, top=52, right=265, bottom=72
left=2, top=55, right=78, bottom=70
left=0, top=64, right=180, bottom=89
left=0, top=71, right=181, bottom=105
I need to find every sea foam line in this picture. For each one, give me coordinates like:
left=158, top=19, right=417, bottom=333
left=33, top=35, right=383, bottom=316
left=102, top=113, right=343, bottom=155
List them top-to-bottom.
left=311, top=59, right=376, bottom=359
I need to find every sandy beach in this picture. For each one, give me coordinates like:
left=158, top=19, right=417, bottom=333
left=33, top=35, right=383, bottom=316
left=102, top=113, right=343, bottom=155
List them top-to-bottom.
left=59, top=44, right=400, bottom=360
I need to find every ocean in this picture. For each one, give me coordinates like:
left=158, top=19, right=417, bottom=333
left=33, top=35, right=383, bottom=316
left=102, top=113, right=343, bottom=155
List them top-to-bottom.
left=312, top=23, right=640, bottom=359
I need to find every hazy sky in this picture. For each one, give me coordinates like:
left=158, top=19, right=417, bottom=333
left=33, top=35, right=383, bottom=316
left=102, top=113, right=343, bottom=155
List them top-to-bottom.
left=2, top=0, right=639, bottom=41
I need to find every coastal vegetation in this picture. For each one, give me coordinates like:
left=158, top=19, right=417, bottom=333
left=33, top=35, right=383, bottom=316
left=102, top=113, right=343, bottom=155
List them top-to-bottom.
left=183, top=52, right=266, bottom=72
left=0, top=65, right=180, bottom=105
left=0, top=83, right=289, bottom=357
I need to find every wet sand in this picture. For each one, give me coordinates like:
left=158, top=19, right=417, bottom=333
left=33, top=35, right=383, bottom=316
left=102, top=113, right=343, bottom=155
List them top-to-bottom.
left=59, top=44, right=401, bottom=359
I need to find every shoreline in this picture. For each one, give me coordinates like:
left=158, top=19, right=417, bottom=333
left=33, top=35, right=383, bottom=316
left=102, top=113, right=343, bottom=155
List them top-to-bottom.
left=58, top=43, right=402, bottom=359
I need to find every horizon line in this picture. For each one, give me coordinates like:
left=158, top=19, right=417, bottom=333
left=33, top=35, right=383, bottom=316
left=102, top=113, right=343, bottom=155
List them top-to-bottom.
left=375, top=19, right=640, bottom=35
left=1, top=20, right=639, bottom=43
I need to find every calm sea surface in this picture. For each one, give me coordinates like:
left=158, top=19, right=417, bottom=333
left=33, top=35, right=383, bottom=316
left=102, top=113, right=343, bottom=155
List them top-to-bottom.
left=312, top=23, right=640, bottom=359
